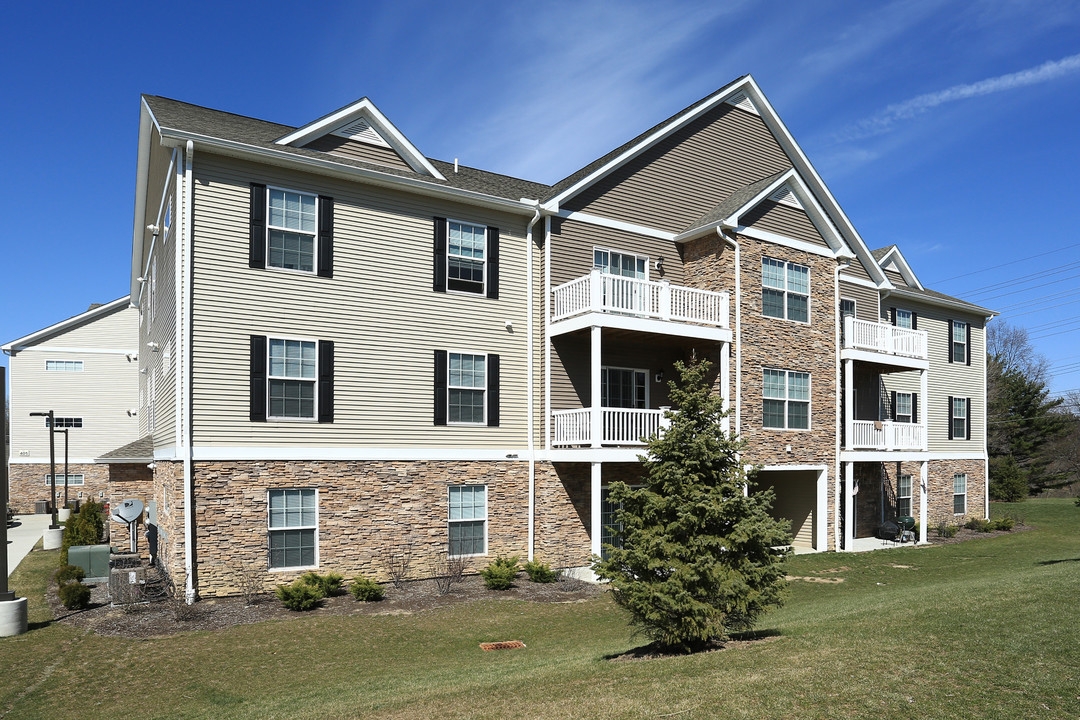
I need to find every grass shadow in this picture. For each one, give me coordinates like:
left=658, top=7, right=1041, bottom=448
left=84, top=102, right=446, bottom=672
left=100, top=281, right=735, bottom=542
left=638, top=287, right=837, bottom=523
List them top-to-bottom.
left=1038, top=558, right=1080, bottom=566
left=604, top=628, right=782, bottom=661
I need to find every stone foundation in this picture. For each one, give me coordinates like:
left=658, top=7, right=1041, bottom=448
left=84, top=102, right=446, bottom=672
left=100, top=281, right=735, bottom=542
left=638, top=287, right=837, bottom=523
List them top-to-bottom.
left=856, top=458, right=987, bottom=538
left=6, top=462, right=109, bottom=514
left=106, top=463, right=154, bottom=556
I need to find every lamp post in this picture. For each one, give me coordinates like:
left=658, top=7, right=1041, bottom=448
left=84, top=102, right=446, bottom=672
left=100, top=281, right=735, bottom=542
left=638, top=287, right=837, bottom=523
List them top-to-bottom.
left=1, top=368, right=14, bottom=602
left=28, top=411, right=57, bottom=529
left=56, top=429, right=69, bottom=509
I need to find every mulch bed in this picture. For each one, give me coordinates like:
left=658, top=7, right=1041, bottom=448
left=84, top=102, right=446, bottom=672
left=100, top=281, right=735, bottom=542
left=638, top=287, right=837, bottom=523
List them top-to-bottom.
left=920, top=523, right=1034, bottom=546
left=48, top=572, right=603, bottom=639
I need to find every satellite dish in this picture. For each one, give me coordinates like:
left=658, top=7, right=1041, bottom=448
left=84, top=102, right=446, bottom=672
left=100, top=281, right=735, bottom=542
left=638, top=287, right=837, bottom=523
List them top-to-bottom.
left=113, top=498, right=144, bottom=524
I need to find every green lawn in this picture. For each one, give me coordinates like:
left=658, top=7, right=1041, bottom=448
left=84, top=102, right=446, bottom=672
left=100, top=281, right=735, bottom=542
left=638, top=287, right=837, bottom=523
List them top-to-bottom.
left=2, top=499, right=1078, bottom=719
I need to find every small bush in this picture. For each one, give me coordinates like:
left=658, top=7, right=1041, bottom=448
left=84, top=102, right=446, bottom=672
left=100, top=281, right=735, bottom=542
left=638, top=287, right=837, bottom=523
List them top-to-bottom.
left=60, top=501, right=106, bottom=565
left=991, top=516, right=1015, bottom=531
left=964, top=517, right=993, bottom=533
left=941, top=525, right=958, bottom=538
left=433, top=553, right=467, bottom=595
left=480, top=556, right=519, bottom=590
left=523, top=560, right=558, bottom=583
left=56, top=564, right=86, bottom=586
left=299, top=571, right=344, bottom=597
left=349, top=575, right=385, bottom=602
left=276, top=579, right=325, bottom=611
left=58, top=581, right=91, bottom=610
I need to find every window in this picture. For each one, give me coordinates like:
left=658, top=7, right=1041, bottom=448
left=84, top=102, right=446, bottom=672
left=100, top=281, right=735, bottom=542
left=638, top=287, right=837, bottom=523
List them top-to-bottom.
left=267, top=189, right=317, bottom=272
left=447, top=221, right=487, bottom=294
left=594, top=249, right=647, bottom=279
left=762, top=258, right=809, bottom=322
left=840, top=298, right=855, bottom=319
left=895, top=309, right=913, bottom=329
left=950, top=320, right=969, bottom=363
left=268, top=339, right=317, bottom=419
left=434, top=350, right=499, bottom=427
left=449, top=353, right=486, bottom=424
left=45, top=360, right=82, bottom=372
left=602, top=367, right=647, bottom=409
left=763, top=369, right=810, bottom=430
left=895, top=392, right=913, bottom=424
left=949, top=397, right=969, bottom=440
left=45, top=417, right=82, bottom=429
left=953, top=473, right=967, bottom=514
left=45, top=474, right=84, bottom=486
left=897, top=474, right=912, bottom=517
left=448, top=485, right=486, bottom=557
left=600, top=487, right=623, bottom=561
left=268, top=488, right=317, bottom=569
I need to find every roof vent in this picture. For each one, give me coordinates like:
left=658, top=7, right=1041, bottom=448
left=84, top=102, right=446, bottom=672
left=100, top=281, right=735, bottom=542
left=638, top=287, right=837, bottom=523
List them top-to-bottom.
left=725, top=92, right=758, bottom=115
left=331, top=116, right=390, bottom=147
left=768, top=185, right=802, bottom=209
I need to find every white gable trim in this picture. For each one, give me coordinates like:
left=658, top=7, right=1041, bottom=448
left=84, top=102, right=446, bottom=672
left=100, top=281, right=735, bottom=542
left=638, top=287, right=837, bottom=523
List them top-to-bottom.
left=275, top=98, right=446, bottom=181
left=557, top=209, right=675, bottom=241
left=734, top=227, right=838, bottom=259
left=877, top=246, right=923, bottom=291
left=2, top=297, right=131, bottom=354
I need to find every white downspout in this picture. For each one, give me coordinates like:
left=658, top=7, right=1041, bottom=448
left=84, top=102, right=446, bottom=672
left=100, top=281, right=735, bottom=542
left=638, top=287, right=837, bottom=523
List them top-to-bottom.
left=182, top=140, right=195, bottom=604
left=524, top=203, right=541, bottom=561
left=544, top=215, right=552, bottom=451
left=717, top=227, right=740, bottom=435
left=835, top=259, right=850, bottom=551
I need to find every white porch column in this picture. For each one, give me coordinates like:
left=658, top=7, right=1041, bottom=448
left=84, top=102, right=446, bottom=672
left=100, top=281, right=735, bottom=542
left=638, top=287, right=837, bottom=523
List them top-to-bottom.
left=589, top=268, right=604, bottom=311
left=659, top=279, right=672, bottom=320
left=590, top=325, right=602, bottom=448
left=720, top=341, right=731, bottom=434
left=843, top=359, right=853, bottom=451
left=920, top=367, right=929, bottom=451
left=919, top=460, right=928, bottom=543
left=844, top=461, right=855, bottom=550
left=590, top=462, right=602, bottom=559
left=816, top=467, right=828, bottom=551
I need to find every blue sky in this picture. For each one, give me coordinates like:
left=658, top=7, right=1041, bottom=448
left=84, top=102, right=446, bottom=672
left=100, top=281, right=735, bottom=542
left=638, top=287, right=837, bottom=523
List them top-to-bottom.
left=2, top=0, right=1079, bottom=396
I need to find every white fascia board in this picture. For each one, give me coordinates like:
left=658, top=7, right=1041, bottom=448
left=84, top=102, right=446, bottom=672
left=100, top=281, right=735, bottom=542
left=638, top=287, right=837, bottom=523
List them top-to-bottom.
left=739, top=76, right=889, bottom=288
left=548, top=80, right=754, bottom=208
left=274, top=98, right=446, bottom=181
left=131, top=99, right=158, bottom=303
left=158, top=128, right=538, bottom=216
left=673, top=169, right=797, bottom=243
left=558, top=209, right=675, bottom=241
left=733, top=227, right=839, bottom=259
left=877, top=246, right=923, bottom=291
left=838, top=273, right=879, bottom=289
left=887, top=287, right=997, bottom=318
left=2, top=297, right=131, bottom=354
left=549, top=311, right=732, bottom=343
left=7, top=346, right=137, bottom=355
left=840, top=348, right=929, bottom=371
left=191, top=446, right=532, bottom=462
left=541, top=447, right=649, bottom=463
left=841, top=450, right=988, bottom=462
left=757, top=464, right=828, bottom=472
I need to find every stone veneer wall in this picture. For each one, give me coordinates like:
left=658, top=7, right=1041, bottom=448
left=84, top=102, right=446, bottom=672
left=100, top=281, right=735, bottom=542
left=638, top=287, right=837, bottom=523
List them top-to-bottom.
left=857, top=458, right=987, bottom=538
left=927, top=459, right=986, bottom=523
left=189, top=460, right=530, bottom=598
left=152, top=461, right=186, bottom=586
left=6, top=462, right=109, bottom=514
left=106, top=463, right=154, bottom=556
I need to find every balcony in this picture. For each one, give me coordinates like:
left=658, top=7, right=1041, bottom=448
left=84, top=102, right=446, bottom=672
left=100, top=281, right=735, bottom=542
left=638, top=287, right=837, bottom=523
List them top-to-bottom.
left=552, top=270, right=729, bottom=330
left=843, top=317, right=928, bottom=365
left=552, top=407, right=671, bottom=447
left=849, top=420, right=925, bottom=451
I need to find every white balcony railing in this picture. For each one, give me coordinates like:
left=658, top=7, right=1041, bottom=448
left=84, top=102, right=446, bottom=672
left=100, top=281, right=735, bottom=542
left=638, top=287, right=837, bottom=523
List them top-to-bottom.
left=552, top=270, right=729, bottom=328
left=844, top=317, right=928, bottom=360
left=552, top=407, right=671, bottom=447
left=849, top=420, right=925, bottom=451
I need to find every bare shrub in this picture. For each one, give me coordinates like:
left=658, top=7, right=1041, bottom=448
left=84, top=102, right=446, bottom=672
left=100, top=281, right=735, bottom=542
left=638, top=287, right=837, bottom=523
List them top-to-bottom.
left=382, top=537, right=415, bottom=590
left=432, top=552, right=467, bottom=595
left=235, top=565, right=266, bottom=607
left=557, top=568, right=589, bottom=592
left=167, top=581, right=198, bottom=622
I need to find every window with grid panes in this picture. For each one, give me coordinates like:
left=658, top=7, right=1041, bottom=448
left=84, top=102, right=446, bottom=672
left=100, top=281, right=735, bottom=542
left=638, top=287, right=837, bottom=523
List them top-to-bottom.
left=267, top=189, right=317, bottom=272
left=762, top=258, right=809, bottom=322
left=763, top=369, right=810, bottom=430
left=448, top=485, right=486, bottom=556
left=268, top=488, right=317, bottom=569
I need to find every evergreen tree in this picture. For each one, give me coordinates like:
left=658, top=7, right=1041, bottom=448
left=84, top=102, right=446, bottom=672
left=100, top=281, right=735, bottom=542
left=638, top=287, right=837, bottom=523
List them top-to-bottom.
left=593, top=357, right=790, bottom=653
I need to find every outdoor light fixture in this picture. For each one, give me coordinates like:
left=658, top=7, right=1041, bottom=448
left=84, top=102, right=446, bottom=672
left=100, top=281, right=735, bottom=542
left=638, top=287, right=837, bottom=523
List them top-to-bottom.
left=653, top=256, right=664, bottom=272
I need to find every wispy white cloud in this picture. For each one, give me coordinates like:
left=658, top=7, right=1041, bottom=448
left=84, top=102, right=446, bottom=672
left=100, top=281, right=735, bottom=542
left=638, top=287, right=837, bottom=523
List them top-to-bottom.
left=837, top=52, right=1080, bottom=142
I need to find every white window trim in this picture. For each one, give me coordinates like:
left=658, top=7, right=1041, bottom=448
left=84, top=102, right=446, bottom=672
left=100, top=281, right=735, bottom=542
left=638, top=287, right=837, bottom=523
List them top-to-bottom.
left=265, top=185, right=320, bottom=277
left=445, top=218, right=487, bottom=296
left=592, top=246, right=651, bottom=281
left=762, top=257, right=810, bottom=324
left=840, top=297, right=856, bottom=317
left=895, top=308, right=914, bottom=330
left=952, top=320, right=968, bottom=363
left=267, top=336, right=320, bottom=422
left=446, top=349, right=488, bottom=426
left=45, top=360, right=83, bottom=372
left=601, top=365, right=650, bottom=408
left=762, top=368, right=812, bottom=432
left=895, top=391, right=914, bottom=424
left=951, top=397, right=968, bottom=440
left=953, top=473, right=967, bottom=515
left=45, top=474, right=85, bottom=486
left=897, top=474, right=912, bottom=517
left=447, top=484, right=488, bottom=558
left=267, top=487, right=320, bottom=571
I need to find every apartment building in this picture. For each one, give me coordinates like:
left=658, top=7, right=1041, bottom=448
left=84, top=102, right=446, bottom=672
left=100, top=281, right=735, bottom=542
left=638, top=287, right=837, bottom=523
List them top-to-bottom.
left=128, top=75, right=993, bottom=599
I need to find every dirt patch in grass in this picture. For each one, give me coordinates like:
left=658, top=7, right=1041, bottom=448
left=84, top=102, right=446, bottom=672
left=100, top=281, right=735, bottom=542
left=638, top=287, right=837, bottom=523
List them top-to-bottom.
left=49, top=573, right=603, bottom=639
left=786, top=575, right=845, bottom=584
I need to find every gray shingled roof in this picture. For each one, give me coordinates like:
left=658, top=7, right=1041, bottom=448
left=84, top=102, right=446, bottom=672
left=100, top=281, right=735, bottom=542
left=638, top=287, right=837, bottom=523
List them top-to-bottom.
left=144, top=95, right=551, bottom=202
left=681, top=171, right=787, bottom=235
left=871, top=245, right=897, bottom=262
left=872, top=246, right=994, bottom=315
left=97, top=435, right=155, bottom=462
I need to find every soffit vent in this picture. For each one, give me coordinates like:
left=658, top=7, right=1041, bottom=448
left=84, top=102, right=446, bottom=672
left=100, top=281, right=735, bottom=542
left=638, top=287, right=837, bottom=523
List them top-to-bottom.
left=725, top=92, right=758, bottom=115
left=330, top=117, right=390, bottom=147
left=768, top=185, right=802, bottom=209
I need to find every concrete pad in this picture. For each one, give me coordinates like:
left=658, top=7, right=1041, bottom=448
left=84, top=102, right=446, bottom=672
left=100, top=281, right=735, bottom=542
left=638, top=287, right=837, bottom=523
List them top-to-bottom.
left=6, top=514, right=52, bottom=576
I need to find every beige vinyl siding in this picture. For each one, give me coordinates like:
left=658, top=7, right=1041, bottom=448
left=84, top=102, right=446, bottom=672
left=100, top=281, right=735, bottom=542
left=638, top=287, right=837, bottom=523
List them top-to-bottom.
left=563, top=104, right=792, bottom=233
left=303, top=135, right=413, bottom=172
left=189, top=152, right=532, bottom=448
left=742, top=200, right=829, bottom=249
left=550, top=218, right=685, bottom=287
left=840, top=257, right=874, bottom=282
left=884, top=268, right=907, bottom=287
left=839, top=281, right=879, bottom=322
left=8, top=307, right=140, bottom=461
left=880, top=369, right=922, bottom=420
left=758, top=470, right=816, bottom=549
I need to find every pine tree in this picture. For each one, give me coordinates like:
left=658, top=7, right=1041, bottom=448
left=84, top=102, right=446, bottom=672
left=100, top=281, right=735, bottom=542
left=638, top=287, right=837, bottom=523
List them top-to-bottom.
left=592, top=357, right=790, bottom=653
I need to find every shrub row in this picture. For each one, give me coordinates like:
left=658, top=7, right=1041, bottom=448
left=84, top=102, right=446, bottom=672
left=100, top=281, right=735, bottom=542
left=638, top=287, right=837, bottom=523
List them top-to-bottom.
left=276, top=571, right=383, bottom=611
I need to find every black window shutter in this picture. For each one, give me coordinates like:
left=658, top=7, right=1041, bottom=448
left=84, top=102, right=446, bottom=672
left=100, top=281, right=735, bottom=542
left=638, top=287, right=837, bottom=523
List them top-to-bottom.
left=249, top=184, right=266, bottom=269
left=317, top=196, right=334, bottom=279
left=433, top=217, right=447, bottom=292
left=486, top=227, right=500, bottom=299
left=889, top=307, right=896, bottom=326
left=911, top=312, right=918, bottom=330
left=947, top=320, right=954, bottom=363
left=965, top=323, right=972, bottom=365
left=250, top=335, right=267, bottom=422
left=318, top=340, right=334, bottom=423
left=434, top=350, right=447, bottom=425
left=487, top=353, right=500, bottom=427
left=890, top=391, right=897, bottom=421
left=912, top=394, right=919, bottom=424
left=947, top=396, right=954, bottom=439
left=966, top=397, right=972, bottom=439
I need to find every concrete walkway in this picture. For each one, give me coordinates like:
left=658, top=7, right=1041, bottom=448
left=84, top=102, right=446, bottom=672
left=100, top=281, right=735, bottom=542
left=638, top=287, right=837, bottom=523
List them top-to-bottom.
left=6, top=514, right=52, bottom=576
